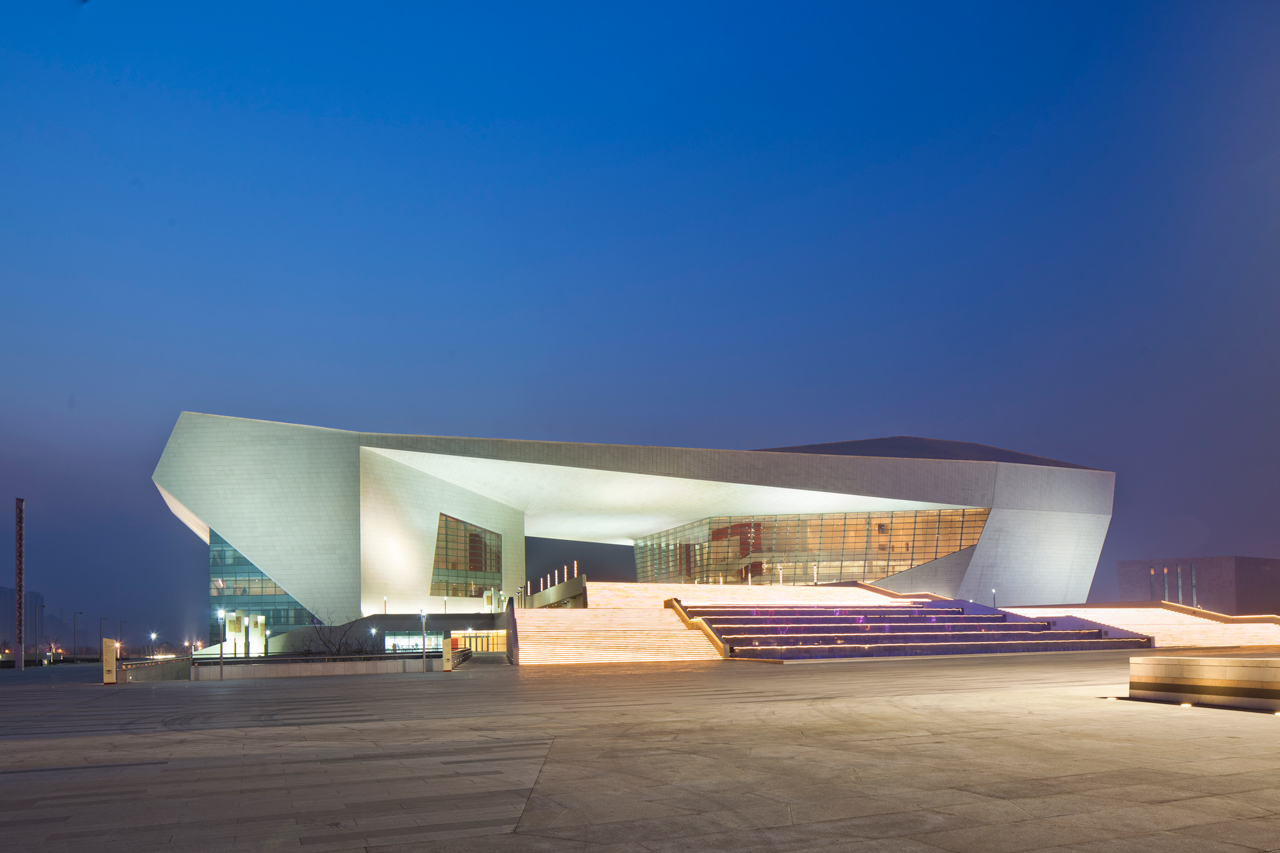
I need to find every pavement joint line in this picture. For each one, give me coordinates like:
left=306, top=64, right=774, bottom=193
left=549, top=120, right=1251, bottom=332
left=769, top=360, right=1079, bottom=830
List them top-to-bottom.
left=439, top=753, right=551, bottom=765
left=0, top=760, right=170, bottom=775
left=296, top=816, right=518, bottom=844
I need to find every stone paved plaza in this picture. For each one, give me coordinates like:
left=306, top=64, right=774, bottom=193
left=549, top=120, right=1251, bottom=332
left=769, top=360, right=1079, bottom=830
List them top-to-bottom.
left=3, top=651, right=1280, bottom=852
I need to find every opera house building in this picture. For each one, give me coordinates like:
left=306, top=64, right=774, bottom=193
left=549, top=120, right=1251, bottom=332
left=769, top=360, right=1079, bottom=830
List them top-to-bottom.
left=153, top=413, right=1114, bottom=649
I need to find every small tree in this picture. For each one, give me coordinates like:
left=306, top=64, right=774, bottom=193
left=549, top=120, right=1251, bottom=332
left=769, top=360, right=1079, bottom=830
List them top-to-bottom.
left=292, top=615, right=380, bottom=656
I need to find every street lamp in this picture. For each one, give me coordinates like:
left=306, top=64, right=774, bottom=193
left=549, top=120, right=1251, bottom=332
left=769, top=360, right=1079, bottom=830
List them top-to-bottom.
left=992, top=589, right=997, bottom=609
left=217, top=609, right=226, bottom=681
left=419, top=609, right=426, bottom=675
left=264, top=629, right=271, bottom=659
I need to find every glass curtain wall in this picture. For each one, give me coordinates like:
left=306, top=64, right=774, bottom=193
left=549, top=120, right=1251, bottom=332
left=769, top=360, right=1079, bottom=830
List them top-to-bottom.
left=634, top=509, right=990, bottom=586
left=430, top=514, right=503, bottom=598
left=208, top=531, right=316, bottom=646
left=382, top=630, right=507, bottom=654
left=383, top=631, right=444, bottom=653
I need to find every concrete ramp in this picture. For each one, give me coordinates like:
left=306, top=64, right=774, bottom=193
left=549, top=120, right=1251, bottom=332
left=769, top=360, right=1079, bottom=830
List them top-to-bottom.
left=1007, top=602, right=1280, bottom=648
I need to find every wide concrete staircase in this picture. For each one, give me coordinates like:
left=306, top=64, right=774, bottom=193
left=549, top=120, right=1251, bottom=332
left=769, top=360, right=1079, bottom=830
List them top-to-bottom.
left=681, top=602, right=1153, bottom=661
left=516, top=607, right=721, bottom=665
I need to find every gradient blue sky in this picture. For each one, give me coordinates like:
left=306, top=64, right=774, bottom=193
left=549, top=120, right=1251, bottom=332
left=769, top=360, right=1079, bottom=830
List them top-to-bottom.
left=2, top=2, right=1278, bottom=647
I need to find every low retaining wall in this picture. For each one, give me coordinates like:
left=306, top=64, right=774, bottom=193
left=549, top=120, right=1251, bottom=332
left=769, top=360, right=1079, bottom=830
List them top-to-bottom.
left=191, top=651, right=470, bottom=681
left=1130, top=656, right=1280, bottom=711
left=123, top=658, right=192, bottom=682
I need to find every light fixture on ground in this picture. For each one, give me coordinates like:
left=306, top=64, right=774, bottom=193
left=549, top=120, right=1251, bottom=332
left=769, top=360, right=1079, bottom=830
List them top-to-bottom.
left=217, top=609, right=226, bottom=681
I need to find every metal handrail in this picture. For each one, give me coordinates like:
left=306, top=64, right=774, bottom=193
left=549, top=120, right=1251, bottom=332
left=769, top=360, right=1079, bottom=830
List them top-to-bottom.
left=665, top=598, right=730, bottom=659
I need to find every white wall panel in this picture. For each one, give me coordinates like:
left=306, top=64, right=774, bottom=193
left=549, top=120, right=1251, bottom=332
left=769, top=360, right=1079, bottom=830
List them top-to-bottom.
left=152, top=413, right=361, bottom=623
left=359, top=449, right=524, bottom=615
left=958, top=508, right=1111, bottom=606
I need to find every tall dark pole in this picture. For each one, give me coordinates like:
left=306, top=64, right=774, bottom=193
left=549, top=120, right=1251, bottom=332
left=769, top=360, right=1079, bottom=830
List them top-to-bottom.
left=14, top=498, right=24, bottom=673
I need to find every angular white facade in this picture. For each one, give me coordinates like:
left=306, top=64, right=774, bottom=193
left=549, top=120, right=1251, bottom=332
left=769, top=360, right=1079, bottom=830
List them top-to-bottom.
left=154, top=413, right=1114, bottom=625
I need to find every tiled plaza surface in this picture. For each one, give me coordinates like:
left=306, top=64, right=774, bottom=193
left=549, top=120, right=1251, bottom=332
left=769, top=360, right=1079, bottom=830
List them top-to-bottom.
left=3, top=651, right=1280, bottom=852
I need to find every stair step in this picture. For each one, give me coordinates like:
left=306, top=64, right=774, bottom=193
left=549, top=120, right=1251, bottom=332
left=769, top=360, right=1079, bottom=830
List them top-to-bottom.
left=517, top=608, right=720, bottom=665
left=686, top=608, right=968, bottom=618
left=700, top=617, right=1014, bottom=628
left=726, top=630, right=1103, bottom=646
left=733, top=638, right=1153, bottom=660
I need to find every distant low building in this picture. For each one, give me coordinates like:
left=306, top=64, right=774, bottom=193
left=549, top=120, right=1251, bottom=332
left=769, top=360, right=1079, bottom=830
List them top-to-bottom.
left=1117, top=556, right=1280, bottom=616
left=0, top=586, right=45, bottom=655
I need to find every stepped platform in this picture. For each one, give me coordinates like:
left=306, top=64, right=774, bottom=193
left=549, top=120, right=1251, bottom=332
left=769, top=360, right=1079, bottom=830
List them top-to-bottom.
left=515, top=581, right=1156, bottom=665
left=676, top=601, right=1152, bottom=662
left=516, top=607, right=720, bottom=665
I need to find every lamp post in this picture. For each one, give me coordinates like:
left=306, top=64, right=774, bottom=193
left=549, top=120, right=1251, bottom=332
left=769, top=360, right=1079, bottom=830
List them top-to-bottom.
left=992, top=589, right=997, bottom=609
left=217, top=609, right=226, bottom=681
left=420, top=609, right=426, bottom=675
left=72, top=611, right=82, bottom=664
left=264, top=629, right=270, bottom=658
left=150, top=631, right=157, bottom=658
